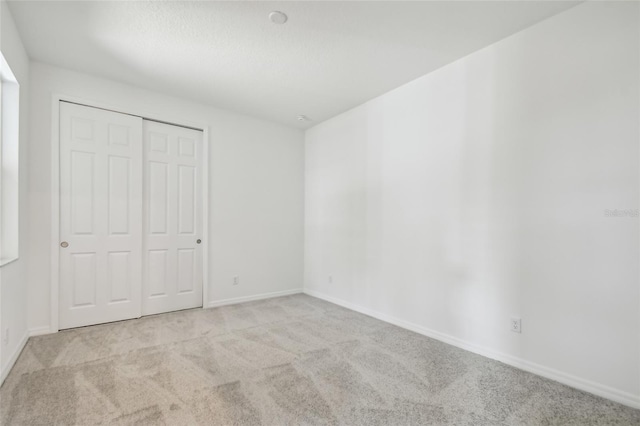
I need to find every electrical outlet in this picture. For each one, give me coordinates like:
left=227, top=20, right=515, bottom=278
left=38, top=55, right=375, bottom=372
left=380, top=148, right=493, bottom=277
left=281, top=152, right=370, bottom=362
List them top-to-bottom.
left=328, top=275, right=333, bottom=284
left=233, top=276, right=239, bottom=286
left=510, top=318, right=522, bottom=333
left=3, top=328, right=9, bottom=345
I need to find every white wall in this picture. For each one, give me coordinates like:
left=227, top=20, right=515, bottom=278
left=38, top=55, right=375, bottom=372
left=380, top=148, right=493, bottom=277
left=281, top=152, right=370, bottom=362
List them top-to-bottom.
left=0, top=0, right=30, bottom=383
left=305, top=1, right=639, bottom=408
left=28, top=62, right=304, bottom=332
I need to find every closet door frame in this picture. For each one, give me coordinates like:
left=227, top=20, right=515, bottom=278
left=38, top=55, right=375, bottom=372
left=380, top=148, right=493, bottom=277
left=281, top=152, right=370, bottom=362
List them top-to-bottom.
left=49, top=94, right=210, bottom=334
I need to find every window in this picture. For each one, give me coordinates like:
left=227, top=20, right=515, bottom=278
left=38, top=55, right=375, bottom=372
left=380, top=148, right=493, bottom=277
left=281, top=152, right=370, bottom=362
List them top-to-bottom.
left=0, top=51, right=20, bottom=266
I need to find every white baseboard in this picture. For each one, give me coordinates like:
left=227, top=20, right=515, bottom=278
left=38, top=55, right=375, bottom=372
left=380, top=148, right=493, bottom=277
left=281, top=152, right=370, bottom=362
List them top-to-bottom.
left=208, top=288, right=303, bottom=308
left=304, top=289, right=640, bottom=410
left=29, top=326, right=53, bottom=337
left=0, top=330, right=29, bottom=386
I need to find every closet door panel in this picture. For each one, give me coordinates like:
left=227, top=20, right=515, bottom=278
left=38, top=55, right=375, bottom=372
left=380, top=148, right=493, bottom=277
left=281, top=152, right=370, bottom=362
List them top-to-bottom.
left=59, top=102, right=143, bottom=329
left=142, top=121, right=203, bottom=315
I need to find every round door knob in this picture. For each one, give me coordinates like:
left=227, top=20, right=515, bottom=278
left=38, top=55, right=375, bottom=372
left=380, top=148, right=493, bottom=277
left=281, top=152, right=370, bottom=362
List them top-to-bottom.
left=196, top=239, right=202, bottom=244
left=60, top=241, right=69, bottom=248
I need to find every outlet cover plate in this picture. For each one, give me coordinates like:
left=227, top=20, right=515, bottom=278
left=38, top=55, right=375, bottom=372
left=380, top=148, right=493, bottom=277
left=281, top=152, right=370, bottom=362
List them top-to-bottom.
left=510, top=318, right=522, bottom=333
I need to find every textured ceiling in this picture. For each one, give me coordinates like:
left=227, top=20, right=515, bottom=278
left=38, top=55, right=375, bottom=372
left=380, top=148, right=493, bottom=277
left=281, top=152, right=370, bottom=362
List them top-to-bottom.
left=8, top=1, right=579, bottom=129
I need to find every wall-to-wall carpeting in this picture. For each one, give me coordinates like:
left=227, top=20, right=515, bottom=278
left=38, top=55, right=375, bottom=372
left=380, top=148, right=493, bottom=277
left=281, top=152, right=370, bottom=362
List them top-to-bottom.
left=1, top=295, right=638, bottom=424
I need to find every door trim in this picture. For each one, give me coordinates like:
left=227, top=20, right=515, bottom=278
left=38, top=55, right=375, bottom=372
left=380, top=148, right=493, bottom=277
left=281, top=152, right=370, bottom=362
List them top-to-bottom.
left=50, top=94, right=210, bottom=333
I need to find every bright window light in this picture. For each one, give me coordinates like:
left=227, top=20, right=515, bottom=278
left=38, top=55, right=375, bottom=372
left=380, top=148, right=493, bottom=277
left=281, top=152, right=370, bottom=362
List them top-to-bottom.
left=0, top=51, right=20, bottom=266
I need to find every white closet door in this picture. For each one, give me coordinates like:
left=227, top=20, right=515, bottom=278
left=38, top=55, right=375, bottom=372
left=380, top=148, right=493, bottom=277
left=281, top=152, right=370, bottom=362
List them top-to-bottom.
left=59, top=102, right=143, bottom=329
left=142, top=120, right=203, bottom=315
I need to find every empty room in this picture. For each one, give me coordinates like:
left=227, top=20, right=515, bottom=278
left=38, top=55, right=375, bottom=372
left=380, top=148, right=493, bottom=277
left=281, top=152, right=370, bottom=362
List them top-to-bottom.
left=0, top=0, right=639, bottom=424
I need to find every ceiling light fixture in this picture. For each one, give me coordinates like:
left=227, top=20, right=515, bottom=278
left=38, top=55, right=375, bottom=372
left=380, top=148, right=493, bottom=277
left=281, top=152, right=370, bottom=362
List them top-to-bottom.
left=269, top=11, right=288, bottom=25
left=296, top=115, right=310, bottom=122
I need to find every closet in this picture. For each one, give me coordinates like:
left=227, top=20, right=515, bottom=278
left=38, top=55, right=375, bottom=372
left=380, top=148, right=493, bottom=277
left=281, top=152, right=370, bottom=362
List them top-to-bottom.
left=58, top=102, right=203, bottom=329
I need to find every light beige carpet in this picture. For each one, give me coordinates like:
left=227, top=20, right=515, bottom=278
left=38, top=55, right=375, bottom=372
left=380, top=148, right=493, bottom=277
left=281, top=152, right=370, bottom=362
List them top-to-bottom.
left=0, top=294, right=638, bottom=425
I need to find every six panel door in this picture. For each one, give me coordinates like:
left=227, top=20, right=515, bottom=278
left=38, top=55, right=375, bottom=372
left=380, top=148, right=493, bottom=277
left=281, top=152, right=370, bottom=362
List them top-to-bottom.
left=59, top=102, right=143, bottom=329
left=142, top=120, right=203, bottom=316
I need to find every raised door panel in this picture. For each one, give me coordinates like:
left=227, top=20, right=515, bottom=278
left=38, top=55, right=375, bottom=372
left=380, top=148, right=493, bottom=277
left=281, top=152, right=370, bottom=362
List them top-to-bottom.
left=70, top=151, right=95, bottom=235
left=108, top=156, right=131, bottom=235
left=148, top=161, right=169, bottom=234
left=178, top=165, right=196, bottom=235
left=177, top=248, right=195, bottom=294
left=148, top=249, right=168, bottom=297
left=108, top=251, right=131, bottom=304
left=71, top=253, right=97, bottom=308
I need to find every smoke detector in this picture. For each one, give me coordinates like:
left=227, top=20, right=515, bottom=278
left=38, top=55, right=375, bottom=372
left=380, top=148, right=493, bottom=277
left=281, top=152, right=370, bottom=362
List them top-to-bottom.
left=269, top=11, right=288, bottom=25
left=296, top=115, right=310, bottom=122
